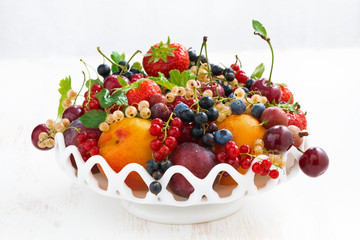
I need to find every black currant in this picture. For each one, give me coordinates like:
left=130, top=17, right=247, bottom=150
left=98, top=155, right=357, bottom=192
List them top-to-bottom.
left=188, top=50, right=197, bottom=62
left=196, top=54, right=207, bottom=63
left=118, top=60, right=129, bottom=72
left=97, top=64, right=111, bottom=78
left=211, top=64, right=224, bottom=76
left=130, top=68, right=140, bottom=74
left=223, top=68, right=234, bottom=78
left=112, top=71, right=120, bottom=75
left=122, top=71, right=133, bottom=80
left=225, top=72, right=235, bottom=82
left=245, top=78, right=255, bottom=90
left=222, top=84, right=233, bottom=97
left=242, top=87, right=249, bottom=94
left=199, top=96, right=214, bottom=109
left=205, top=107, right=219, bottom=122
left=179, top=109, right=195, bottom=123
left=194, top=112, right=208, bottom=126
left=206, top=122, right=218, bottom=133
left=191, top=126, right=204, bottom=139
left=202, top=133, right=215, bottom=147
left=160, top=159, right=173, bottom=173
left=145, top=160, right=159, bottom=175
left=152, top=170, right=163, bottom=180
left=149, top=181, right=162, bottom=195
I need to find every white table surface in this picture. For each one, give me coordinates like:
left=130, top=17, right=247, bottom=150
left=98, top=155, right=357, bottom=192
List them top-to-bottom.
left=0, top=47, right=359, bottom=239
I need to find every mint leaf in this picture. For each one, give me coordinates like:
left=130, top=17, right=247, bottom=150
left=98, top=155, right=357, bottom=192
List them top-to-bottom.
left=252, top=20, right=267, bottom=38
left=110, top=51, right=125, bottom=63
left=130, top=62, right=143, bottom=71
left=250, top=63, right=265, bottom=80
left=149, top=73, right=176, bottom=90
left=57, top=76, right=72, bottom=118
left=117, top=76, right=128, bottom=87
left=85, top=78, right=103, bottom=89
left=95, top=88, right=128, bottom=109
left=79, top=109, right=107, bottom=128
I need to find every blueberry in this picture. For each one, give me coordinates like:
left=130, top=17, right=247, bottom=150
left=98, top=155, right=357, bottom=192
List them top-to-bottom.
left=188, top=50, right=197, bottom=62
left=118, top=60, right=129, bottom=72
left=97, top=64, right=111, bottom=78
left=211, top=64, right=224, bottom=76
left=130, top=68, right=140, bottom=74
left=223, top=68, right=234, bottom=78
left=112, top=71, right=120, bottom=75
left=122, top=71, right=133, bottom=80
left=225, top=72, right=235, bottom=82
left=245, top=78, right=255, bottom=90
left=222, top=84, right=233, bottom=97
left=228, top=92, right=234, bottom=98
left=199, top=96, right=214, bottom=109
left=230, top=99, right=246, bottom=115
left=174, top=103, right=189, bottom=117
left=251, top=103, right=266, bottom=118
left=205, top=107, right=219, bottom=122
left=180, top=108, right=195, bottom=122
left=194, top=112, right=208, bottom=126
left=206, top=122, right=218, bottom=133
left=191, top=126, right=204, bottom=139
left=214, top=129, right=233, bottom=146
left=202, top=133, right=215, bottom=147
left=160, top=159, right=173, bottom=173
left=145, top=160, right=159, bottom=175
left=152, top=170, right=163, bottom=180
left=149, top=181, right=162, bottom=195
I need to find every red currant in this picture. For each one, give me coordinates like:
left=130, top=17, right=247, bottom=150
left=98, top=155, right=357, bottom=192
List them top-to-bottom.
left=230, top=64, right=240, bottom=72
left=91, top=84, right=103, bottom=93
left=174, top=96, right=186, bottom=103
left=89, top=99, right=100, bottom=110
left=186, top=99, right=197, bottom=110
left=173, top=101, right=184, bottom=108
left=170, top=117, right=183, bottom=130
left=152, top=118, right=164, bottom=128
left=149, top=124, right=162, bottom=136
left=168, top=127, right=181, bottom=139
left=77, top=132, right=88, bottom=143
left=88, top=132, right=99, bottom=140
left=157, top=132, right=166, bottom=141
left=164, top=136, right=178, bottom=150
left=84, top=139, right=96, bottom=151
left=150, top=139, right=162, bottom=151
left=225, top=141, right=237, bottom=151
left=239, top=144, right=251, bottom=154
left=159, top=145, right=170, bottom=156
left=227, top=145, right=240, bottom=159
left=90, top=146, right=100, bottom=155
left=154, top=151, right=164, bottom=161
left=216, top=151, right=228, bottom=163
left=228, top=157, right=240, bottom=169
left=240, top=157, right=252, bottom=169
left=261, top=159, right=272, bottom=170
left=252, top=162, right=262, bottom=174
left=260, top=168, right=270, bottom=176
left=269, top=169, right=279, bottom=179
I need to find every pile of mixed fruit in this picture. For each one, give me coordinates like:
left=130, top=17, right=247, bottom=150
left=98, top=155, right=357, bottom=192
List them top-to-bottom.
left=31, top=20, right=329, bottom=198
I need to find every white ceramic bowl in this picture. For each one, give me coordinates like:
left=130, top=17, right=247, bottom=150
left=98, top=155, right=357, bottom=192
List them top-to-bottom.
left=54, top=133, right=304, bottom=224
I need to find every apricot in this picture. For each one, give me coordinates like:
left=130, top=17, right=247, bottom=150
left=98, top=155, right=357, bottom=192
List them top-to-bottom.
left=216, top=114, right=266, bottom=185
left=98, top=117, right=156, bottom=190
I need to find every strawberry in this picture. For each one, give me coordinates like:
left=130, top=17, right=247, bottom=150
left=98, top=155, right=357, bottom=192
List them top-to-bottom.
left=142, top=37, right=189, bottom=78
left=126, top=80, right=161, bottom=106
left=279, top=84, right=294, bottom=104
left=287, top=109, right=307, bottom=130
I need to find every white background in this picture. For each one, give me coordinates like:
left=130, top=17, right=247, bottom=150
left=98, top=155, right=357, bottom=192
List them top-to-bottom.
left=0, top=0, right=360, bottom=239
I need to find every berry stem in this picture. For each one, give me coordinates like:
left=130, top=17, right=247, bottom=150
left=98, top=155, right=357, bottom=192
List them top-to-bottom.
left=203, top=36, right=213, bottom=81
left=195, top=37, right=207, bottom=79
left=267, top=40, right=274, bottom=85
left=120, top=50, right=142, bottom=75
left=74, top=71, right=87, bottom=104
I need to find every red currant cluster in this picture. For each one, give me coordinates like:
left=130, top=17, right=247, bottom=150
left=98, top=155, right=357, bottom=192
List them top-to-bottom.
left=82, top=84, right=103, bottom=112
left=149, top=117, right=184, bottom=161
left=76, top=131, right=100, bottom=161
left=216, top=141, right=254, bottom=169
left=252, top=159, right=279, bottom=179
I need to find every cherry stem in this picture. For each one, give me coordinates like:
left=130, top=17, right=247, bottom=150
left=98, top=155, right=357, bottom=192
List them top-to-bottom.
left=195, top=37, right=207, bottom=79
left=267, top=40, right=274, bottom=85
left=120, top=50, right=142, bottom=75
left=235, top=55, right=242, bottom=69
left=75, top=71, right=87, bottom=104
left=298, top=130, right=309, bottom=138
left=296, top=147, right=304, bottom=154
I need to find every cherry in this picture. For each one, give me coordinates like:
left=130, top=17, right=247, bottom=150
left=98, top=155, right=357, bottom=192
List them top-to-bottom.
left=250, top=78, right=282, bottom=104
left=62, top=105, right=85, bottom=122
left=31, top=124, right=52, bottom=150
left=263, top=125, right=294, bottom=152
left=299, top=147, right=329, bottom=177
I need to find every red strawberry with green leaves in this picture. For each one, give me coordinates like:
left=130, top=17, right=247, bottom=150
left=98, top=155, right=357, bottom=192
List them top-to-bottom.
left=142, top=37, right=189, bottom=78
left=126, top=79, right=161, bottom=106
left=279, top=84, right=294, bottom=104
left=287, top=109, right=307, bottom=130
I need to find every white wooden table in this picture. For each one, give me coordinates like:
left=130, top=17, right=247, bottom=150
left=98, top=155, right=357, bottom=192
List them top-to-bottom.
left=0, top=48, right=359, bottom=239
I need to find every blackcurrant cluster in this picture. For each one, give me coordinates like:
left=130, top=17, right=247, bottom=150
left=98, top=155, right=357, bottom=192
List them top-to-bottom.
left=146, top=159, right=173, bottom=195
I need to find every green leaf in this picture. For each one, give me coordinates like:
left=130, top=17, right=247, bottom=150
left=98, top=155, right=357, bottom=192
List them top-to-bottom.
left=252, top=20, right=267, bottom=38
left=110, top=51, right=125, bottom=63
left=130, top=62, right=143, bottom=71
left=250, top=63, right=265, bottom=80
left=111, top=64, right=118, bottom=73
left=169, top=69, right=196, bottom=87
left=149, top=73, right=176, bottom=90
left=57, top=76, right=72, bottom=118
left=117, top=76, right=128, bottom=87
left=85, top=78, right=103, bottom=89
left=120, top=79, right=146, bottom=93
left=95, top=88, right=128, bottom=109
left=79, top=110, right=107, bottom=129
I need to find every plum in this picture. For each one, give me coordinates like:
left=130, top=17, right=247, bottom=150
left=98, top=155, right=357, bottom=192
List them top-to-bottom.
left=150, top=103, right=171, bottom=121
left=260, top=106, right=288, bottom=129
left=63, top=119, right=101, bottom=173
left=168, top=143, right=217, bottom=198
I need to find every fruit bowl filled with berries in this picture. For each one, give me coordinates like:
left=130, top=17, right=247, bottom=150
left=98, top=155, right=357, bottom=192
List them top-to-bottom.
left=31, top=20, right=329, bottom=224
